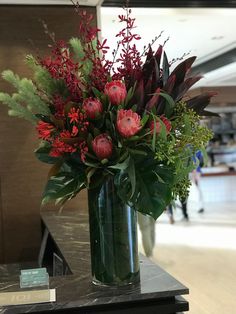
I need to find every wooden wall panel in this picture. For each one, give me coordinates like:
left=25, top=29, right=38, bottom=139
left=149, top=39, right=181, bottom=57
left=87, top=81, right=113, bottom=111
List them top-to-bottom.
left=0, top=5, right=94, bottom=263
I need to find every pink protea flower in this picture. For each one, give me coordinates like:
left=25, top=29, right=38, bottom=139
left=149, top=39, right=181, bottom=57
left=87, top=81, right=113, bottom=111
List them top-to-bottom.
left=104, top=80, right=127, bottom=105
left=82, top=97, right=103, bottom=119
left=117, top=109, right=142, bottom=138
left=150, top=115, right=172, bottom=134
left=92, top=133, right=113, bottom=160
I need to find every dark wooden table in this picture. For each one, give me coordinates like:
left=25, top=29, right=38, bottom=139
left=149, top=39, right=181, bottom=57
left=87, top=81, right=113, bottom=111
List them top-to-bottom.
left=0, top=209, right=189, bottom=313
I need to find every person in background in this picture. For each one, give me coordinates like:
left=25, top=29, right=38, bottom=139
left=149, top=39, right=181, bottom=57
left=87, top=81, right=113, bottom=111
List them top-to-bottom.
left=192, top=150, right=205, bottom=213
left=180, top=197, right=189, bottom=221
left=166, top=204, right=175, bottom=224
left=138, top=212, right=155, bottom=257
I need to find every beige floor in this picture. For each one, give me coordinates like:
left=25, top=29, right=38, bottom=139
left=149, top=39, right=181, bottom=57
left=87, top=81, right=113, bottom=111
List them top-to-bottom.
left=139, top=176, right=236, bottom=314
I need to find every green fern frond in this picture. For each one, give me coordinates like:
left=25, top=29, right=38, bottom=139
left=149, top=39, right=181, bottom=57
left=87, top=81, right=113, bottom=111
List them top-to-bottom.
left=69, top=38, right=85, bottom=61
left=26, top=54, right=68, bottom=97
left=2, top=70, right=21, bottom=89
left=0, top=92, right=37, bottom=123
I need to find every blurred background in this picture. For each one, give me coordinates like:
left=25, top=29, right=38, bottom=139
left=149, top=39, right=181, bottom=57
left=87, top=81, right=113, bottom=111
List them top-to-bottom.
left=0, top=1, right=236, bottom=313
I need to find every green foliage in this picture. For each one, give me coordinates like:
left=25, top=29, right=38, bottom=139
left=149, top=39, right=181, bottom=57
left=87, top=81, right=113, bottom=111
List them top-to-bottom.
left=69, top=38, right=92, bottom=79
left=26, top=55, right=67, bottom=97
left=0, top=69, right=52, bottom=123
left=0, top=92, right=37, bottom=123
left=154, top=101, right=213, bottom=200
left=35, top=141, right=60, bottom=164
left=115, top=155, right=174, bottom=220
left=42, top=159, right=87, bottom=205
left=42, top=171, right=86, bottom=205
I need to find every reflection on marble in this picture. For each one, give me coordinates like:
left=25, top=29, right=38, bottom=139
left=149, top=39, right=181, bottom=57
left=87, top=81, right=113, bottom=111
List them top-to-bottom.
left=0, top=210, right=189, bottom=313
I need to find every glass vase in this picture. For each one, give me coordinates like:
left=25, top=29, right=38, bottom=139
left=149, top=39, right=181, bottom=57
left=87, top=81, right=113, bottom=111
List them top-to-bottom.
left=88, top=175, right=140, bottom=286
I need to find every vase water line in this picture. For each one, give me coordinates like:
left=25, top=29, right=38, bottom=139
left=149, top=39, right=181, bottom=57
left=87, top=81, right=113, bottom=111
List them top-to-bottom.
left=88, top=175, right=140, bottom=286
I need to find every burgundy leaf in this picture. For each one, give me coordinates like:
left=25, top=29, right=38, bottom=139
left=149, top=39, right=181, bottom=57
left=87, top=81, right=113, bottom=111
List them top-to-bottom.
left=155, top=45, right=163, bottom=69
left=171, top=56, right=197, bottom=88
left=163, top=74, right=176, bottom=95
left=174, top=75, right=203, bottom=102
left=145, top=87, right=161, bottom=111
left=186, top=91, right=218, bottom=116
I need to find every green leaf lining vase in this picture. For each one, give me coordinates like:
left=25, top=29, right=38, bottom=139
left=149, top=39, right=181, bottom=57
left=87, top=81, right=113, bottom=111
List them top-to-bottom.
left=88, top=175, right=140, bottom=286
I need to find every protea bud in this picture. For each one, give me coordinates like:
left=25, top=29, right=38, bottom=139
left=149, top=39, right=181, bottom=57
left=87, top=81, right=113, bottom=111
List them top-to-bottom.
left=104, top=80, right=127, bottom=105
left=82, top=97, right=103, bottom=119
left=92, top=133, right=113, bottom=159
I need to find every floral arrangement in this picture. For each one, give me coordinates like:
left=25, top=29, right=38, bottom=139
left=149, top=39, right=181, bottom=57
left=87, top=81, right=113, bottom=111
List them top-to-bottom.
left=0, top=6, right=215, bottom=220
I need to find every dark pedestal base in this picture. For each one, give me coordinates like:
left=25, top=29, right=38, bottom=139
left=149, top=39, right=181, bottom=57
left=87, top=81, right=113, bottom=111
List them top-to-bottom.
left=0, top=210, right=189, bottom=314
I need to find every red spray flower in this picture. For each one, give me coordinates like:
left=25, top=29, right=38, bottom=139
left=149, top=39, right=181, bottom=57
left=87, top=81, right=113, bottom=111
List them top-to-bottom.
left=104, top=81, right=127, bottom=105
left=82, top=97, right=103, bottom=119
left=67, top=107, right=89, bottom=133
left=68, top=107, right=80, bottom=123
left=117, top=109, right=142, bottom=138
left=150, top=115, right=172, bottom=134
left=36, top=121, right=54, bottom=140
left=49, top=130, right=77, bottom=157
left=92, top=134, right=113, bottom=160
left=80, top=141, right=89, bottom=163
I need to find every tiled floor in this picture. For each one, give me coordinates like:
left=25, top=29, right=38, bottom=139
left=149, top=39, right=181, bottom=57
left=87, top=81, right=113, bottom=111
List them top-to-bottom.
left=139, top=174, right=236, bottom=314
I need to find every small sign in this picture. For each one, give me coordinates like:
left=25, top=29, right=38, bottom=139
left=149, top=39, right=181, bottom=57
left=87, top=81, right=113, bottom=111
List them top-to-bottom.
left=20, top=268, right=49, bottom=288
left=0, top=289, right=56, bottom=306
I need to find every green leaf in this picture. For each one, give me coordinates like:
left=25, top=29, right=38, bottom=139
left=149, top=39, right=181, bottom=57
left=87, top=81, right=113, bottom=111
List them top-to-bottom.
left=162, top=52, right=170, bottom=86
left=92, top=87, right=102, bottom=99
left=159, top=92, right=175, bottom=117
left=141, top=114, right=149, bottom=127
left=151, top=115, right=157, bottom=151
left=125, top=135, right=140, bottom=142
left=34, top=142, right=59, bottom=164
left=128, top=148, right=148, bottom=156
left=109, top=156, right=130, bottom=170
left=115, top=157, right=174, bottom=220
left=127, top=157, right=136, bottom=198
left=42, top=171, right=86, bottom=205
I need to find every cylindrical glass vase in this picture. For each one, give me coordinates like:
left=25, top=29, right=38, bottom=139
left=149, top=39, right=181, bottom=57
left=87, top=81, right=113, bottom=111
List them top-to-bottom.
left=88, top=175, right=140, bottom=286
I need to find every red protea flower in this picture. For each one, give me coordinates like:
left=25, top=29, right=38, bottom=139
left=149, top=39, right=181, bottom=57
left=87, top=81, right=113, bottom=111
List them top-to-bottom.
left=104, top=80, right=127, bottom=105
left=82, top=97, right=103, bottom=119
left=117, top=109, right=142, bottom=138
left=150, top=115, right=172, bottom=135
left=36, top=121, right=54, bottom=140
left=92, top=134, right=113, bottom=160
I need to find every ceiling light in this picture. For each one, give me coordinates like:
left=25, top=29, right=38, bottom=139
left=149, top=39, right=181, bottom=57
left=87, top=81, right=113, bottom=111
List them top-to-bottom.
left=211, top=36, right=224, bottom=40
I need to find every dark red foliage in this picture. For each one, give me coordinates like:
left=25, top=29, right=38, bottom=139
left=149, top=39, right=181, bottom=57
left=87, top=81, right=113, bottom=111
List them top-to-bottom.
left=112, top=9, right=143, bottom=86
left=40, top=41, right=83, bottom=102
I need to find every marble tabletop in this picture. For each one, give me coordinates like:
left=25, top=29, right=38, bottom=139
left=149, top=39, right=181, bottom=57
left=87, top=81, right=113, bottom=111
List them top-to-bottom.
left=0, top=209, right=189, bottom=313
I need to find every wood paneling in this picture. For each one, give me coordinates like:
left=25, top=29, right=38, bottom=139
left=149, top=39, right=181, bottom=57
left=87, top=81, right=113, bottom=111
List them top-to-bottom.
left=0, top=5, right=94, bottom=263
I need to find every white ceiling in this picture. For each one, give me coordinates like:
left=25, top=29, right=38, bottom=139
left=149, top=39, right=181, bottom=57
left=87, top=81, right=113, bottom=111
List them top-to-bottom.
left=1, top=4, right=236, bottom=86
left=100, top=8, right=236, bottom=87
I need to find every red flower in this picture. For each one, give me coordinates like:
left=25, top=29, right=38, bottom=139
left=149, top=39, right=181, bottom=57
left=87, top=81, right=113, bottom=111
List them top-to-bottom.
left=104, top=80, right=127, bottom=105
left=82, top=97, right=103, bottom=119
left=68, top=107, right=80, bottom=123
left=116, top=109, right=142, bottom=138
left=150, top=116, right=172, bottom=135
left=36, top=121, right=54, bottom=140
left=72, top=125, right=79, bottom=136
left=49, top=131, right=77, bottom=157
left=92, top=134, right=113, bottom=160
left=80, top=141, right=88, bottom=163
